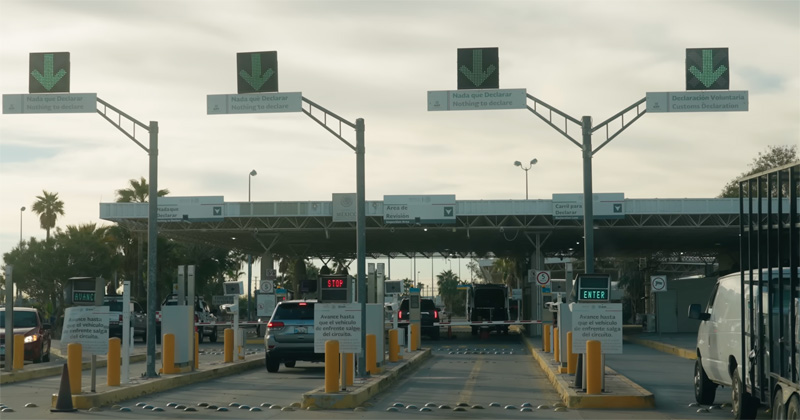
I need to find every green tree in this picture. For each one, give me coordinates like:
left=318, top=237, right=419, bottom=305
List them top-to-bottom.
left=718, top=145, right=798, bottom=198
left=112, top=176, right=169, bottom=300
left=115, top=176, right=170, bottom=202
left=31, top=190, right=65, bottom=240
left=493, top=257, right=519, bottom=289
left=436, top=269, right=465, bottom=316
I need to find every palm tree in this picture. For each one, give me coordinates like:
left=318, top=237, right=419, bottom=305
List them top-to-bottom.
left=113, top=176, right=169, bottom=300
left=115, top=176, right=170, bottom=203
left=31, top=190, right=65, bottom=240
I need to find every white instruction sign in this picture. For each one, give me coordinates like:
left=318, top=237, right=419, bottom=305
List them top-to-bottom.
left=314, top=303, right=362, bottom=354
left=571, top=303, right=623, bottom=354
left=60, top=306, right=110, bottom=355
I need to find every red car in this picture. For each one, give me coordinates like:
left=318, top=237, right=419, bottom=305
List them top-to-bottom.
left=0, top=307, right=52, bottom=363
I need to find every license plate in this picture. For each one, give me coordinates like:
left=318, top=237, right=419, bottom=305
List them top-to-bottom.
left=294, top=327, right=307, bottom=334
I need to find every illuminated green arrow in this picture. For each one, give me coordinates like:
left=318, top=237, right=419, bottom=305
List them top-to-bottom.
left=689, top=49, right=727, bottom=88
left=459, top=50, right=496, bottom=87
left=31, top=54, right=67, bottom=91
left=239, top=54, right=275, bottom=91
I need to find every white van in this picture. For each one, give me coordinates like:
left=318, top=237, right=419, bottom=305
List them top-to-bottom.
left=689, top=269, right=793, bottom=419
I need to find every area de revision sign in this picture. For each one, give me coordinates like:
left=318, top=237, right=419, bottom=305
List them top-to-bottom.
left=646, top=91, right=748, bottom=113
left=383, top=194, right=456, bottom=224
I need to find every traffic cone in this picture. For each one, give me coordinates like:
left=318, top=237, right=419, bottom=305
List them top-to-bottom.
left=51, top=364, right=77, bottom=412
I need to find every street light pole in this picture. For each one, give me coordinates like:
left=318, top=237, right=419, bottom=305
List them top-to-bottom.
left=513, top=158, right=538, bottom=199
left=247, top=169, right=257, bottom=321
left=19, top=206, right=25, bottom=245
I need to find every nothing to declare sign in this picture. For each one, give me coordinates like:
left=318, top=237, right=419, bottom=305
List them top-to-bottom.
left=314, top=303, right=361, bottom=354
left=571, top=303, right=623, bottom=354
left=60, top=306, right=110, bottom=355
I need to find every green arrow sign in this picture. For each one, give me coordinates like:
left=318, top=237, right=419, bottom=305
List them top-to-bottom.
left=457, top=47, right=499, bottom=90
left=686, top=48, right=729, bottom=90
left=237, top=51, right=278, bottom=94
left=29, top=52, right=70, bottom=93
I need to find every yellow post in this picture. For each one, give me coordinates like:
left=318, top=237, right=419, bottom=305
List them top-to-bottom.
left=410, top=324, right=419, bottom=351
left=544, top=324, right=551, bottom=352
left=553, top=327, right=560, bottom=363
left=224, top=328, right=233, bottom=363
left=388, top=329, right=400, bottom=362
left=195, top=332, right=199, bottom=369
left=566, top=332, right=577, bottom=375
left=162, top=333, right=176, bottom=374
left=13, top=334, right=24, bottom=370
left=366, top=334, right=377, bottom=374
left=107, top=337, right=121, bottom=386
left=324, top=340, right=340, bottom=393
left=586, top=340, right=602, bottom=394
left=67, top=343, right=82, bottom=394
left=344, top=353, right=354, bottom=386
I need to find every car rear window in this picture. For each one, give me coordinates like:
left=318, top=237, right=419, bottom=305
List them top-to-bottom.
left=399, top=299, right=437, bottom=311
left=272, top=303, right=315, bottom=320
left=0, top=310, right=38, bottom=328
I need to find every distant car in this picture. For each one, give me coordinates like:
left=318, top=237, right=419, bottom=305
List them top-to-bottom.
left=157, top=294, right=218, bottom=343
left=103, top=296, right=147, bottom=342
left=398, top=298, right=440, bottom=340
left=264, top=300, right=321, bottom=373
left=0, top=307, right=52, bottom=363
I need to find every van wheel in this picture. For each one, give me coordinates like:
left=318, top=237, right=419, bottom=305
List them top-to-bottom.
left=209, top=327, right=218, bottom=343
left=198, top=328, right=204, bottom=344
left=265, top=354, right=280, bottom=373
left=694, top=358, right=717, bottom=404
left=284, top=360, right=296, bottom=368
left=732, top=366, right=758, bottom=419
left=772, top=388, right=785, bottom=419
left=786, top=394, right=800, bottom=419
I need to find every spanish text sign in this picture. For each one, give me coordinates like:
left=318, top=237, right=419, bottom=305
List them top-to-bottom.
left=314, top=303, right=362, bottom=353
left=571, top=303, right=623, bottom=354
left=60, top=306, right=110, bottom=355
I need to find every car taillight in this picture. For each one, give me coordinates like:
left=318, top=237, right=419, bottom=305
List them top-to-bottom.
left=398, top=310, right=404, bottom=319
left=434, top=310, right=439, bottom=320
left=118, top=314, right=123, bottom=322
left=267, top=321, right=284, bottom=329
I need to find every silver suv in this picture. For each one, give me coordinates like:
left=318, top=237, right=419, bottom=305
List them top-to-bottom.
left=264, top=300, right=321, bottom=373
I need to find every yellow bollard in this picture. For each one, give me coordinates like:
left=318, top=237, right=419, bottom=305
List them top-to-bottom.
left=410, top=324, right=419, bottom=351
left=544, top=324, right=551, bottom=352
left=553, top=327, right=560, bottom=363
left=224, top=328, right=233, bottom=363
left=388, top=329, right=400, bottom=362
left=195, top=332, right=199, bottom=370
left=566, top=332, right=577, bottom=375
left=162, top=333, right=176, bottom=374
left=13, top=334, right=24, bottom=370
left=366, top=334, right=377, bottom=374
left=107, top=337, right=121, bottom=386
left=324, top=340, right=340, bottom=393
left=586, top=340, right=602, bottom=394
left=67, top=343, right=82, bottom=394
left=344, top=353, right=354, bottom=386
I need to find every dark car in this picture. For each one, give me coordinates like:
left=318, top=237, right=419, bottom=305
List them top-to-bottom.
left=104, top=296, right=147, bottom=342
left=398, top=298, right=440, bottom=340
left=264, top=300, right=321, bottom=373
left=0, top=307, right=52, bottom=363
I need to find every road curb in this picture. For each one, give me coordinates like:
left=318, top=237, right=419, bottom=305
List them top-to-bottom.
left=522, top=335, right=655, bottom=409
left=623, top=335, right=696, bottom=360
left=301, top=349, right=432, bottom=409
left=0, top=352, right=154, bottom=385
left=52, top=358, right=263, bottom=409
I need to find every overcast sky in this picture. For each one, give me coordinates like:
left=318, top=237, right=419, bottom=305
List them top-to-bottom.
left=1, top=0, right=798, bottom=285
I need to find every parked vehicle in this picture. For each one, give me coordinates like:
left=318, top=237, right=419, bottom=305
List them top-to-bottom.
left=688, top=162, right=798, bottom=419
left=468, top=283, right=510, bottom=335
left=156, top=294, right=219, bottom=343
left=103, top=295, right=147, bottom=342
left=397, top=298, right=440, bottom=340
left=264, top=299, right=321, bottom=373
left=0, top=307, right=52, bottom=363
